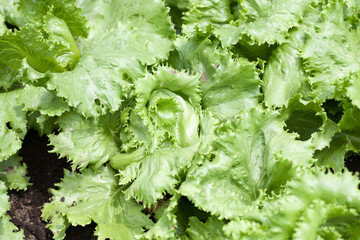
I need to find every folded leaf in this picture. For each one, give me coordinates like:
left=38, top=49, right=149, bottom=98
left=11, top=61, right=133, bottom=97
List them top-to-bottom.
left=19, top=0, right=88, bottom=37
left=301, top=1, right=360, bottom=103
left=170, top=37, right=261, bottom=118
left=134, top=66, right=201, bottom=148
left=18, top=85, right=70, bottom=117
left=0, top=89, right=27, bottom=162
left=180, top=107, right=314, bottom=219
left=48, top=111, right=121, bottom=170
left=122, top=144, right=199, bottom=207
left=0, top=154, right=30, bottom=190
left=42, top=166, right=153, bottom=240
left=263, top=170, right=360, bottom=239
left=0, top=181, right=24, bottom=239
left=186, top=216, right=229, bottom=240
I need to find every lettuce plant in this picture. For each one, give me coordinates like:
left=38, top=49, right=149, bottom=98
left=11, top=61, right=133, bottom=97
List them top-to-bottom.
left=1, top=0, right=360, bottom=239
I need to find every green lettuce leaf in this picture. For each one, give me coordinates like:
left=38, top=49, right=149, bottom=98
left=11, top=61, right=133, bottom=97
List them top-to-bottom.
left=0, top=0, right=24, bottom=27
left=19, top=0, right=88, bottom=38
left=76, top=0, right=174, bottom=59
left=183, top=0, right=318, bottom=45
left=183, top=0, right=234, bottom=35
left=235, top=0, right=319, bottom=44
left=301, top=1, right=360, bottom=104
left=0, top=14, right=82, bottom=87
left=0, top=14, right=6, bottom=35
left=46, top=18, right=173, bottom=117
left=0, top=25, right=64, bottom=74
left=263, top=28, right=310, bottom=107
left=170, top=36, right=261, bottom=118
left=134, top=66, right=201, bottom=149
left=17, top=85, right=70, bottom=117
left=0, top=89, right=27, bottom=162
left=338, top=106, right=360, bottom=151
left=180, top=107, right=315, bottom=219
left=48, top=111, right=121, bottom=170
left=314, top=133, right=348, bottom=171
left=120, top=144, right=199, bottom=207
left=0, top=154, right=30, bottom=190
left=42, top=166, right=153, bottom=240
left=262, top=170, right=360, bottom=239
left=0, top=181, right=24, bottom=239
left=143, top=194, right=180, bottom=240
left=186, top=216, right=229, bottom=240
left=223, top=219, right=266, bottom=240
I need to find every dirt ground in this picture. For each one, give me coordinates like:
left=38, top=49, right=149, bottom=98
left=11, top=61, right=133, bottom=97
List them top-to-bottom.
left=5, top=130, right=360, bottom=240
left=7, top=130, right=96, bottom=240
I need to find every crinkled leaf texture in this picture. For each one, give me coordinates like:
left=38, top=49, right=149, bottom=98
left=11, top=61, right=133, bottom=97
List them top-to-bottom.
left=19, top=0, right=88, bottom=38
left=183, top=0, right=318, bottom=45
left=301, top=1, right=360, bottom=104
left=0, top=13, right=82, bottom=80
left=47, top=17, right=173, bottom=118
left=263, top=28, right=310, bottom=108
left=170, top=37, right=261, bottom=118
left=134, top=66, right=201, bottom=149
left=17, top=85, right=70, bottom=117
left=0, top=89, right=27, bottom=162
left=180, top=107, right=315, bottom=219
left=49, top=111, right=121, bottom=170
left=120, top=144, right=199, bottom=207
left=0, top=154, right=31, bottom=190
left=42, top=166, right=153, bottom=240
left=260, top=170, right=360, bottom=239
left=0, top=181, right=24, bottom=239
left=186, top=216, right=229, bottom=240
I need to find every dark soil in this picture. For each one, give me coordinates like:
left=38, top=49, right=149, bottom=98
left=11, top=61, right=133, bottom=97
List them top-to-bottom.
left=7, top=130, right=97, bottom=240
left=345, top=153, right=360, bottom=179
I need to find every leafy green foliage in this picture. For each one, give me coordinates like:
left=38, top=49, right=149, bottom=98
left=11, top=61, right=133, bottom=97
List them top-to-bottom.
left=0, top=0, right=360, bottom=239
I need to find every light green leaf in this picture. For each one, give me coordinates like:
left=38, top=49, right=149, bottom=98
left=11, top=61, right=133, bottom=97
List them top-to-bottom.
left=0, top=0, right=24, bottom=27
left=19, top=0, right=88, bottom=37
left=77, top=0, right=174, bottom=60
left=183, top=0, right=234, bottom=35
left=183, top=0, right=318, bottom=45
left=236, top=0, right=318, bottom=44
left=301, top=1, right=360, bottom=103
left=0, top=14, right=6, bottom=35
left=0, top=14, right=82, bottom=85
left=47, top=21, right=165, bottom=117
left=0, top=26, right=63, bottom=74
left=263, top=28, right=310, bottom=107
left=170, top=36, right=261, bottom=118
left=134, top=66, right=201, bottom=148
left=18, top=85, right=70, bottom=116
left=0, top=89, right=27, bottom=162
left=281, top=95, right=327, bottom=142
left=180, top=108, right=314, bottom=219
left=48, top=111, right=121, bottom=170
left=0, top=128, right=22, bottom=163
left=314, top=133, right=347, bottom=171
left=122, top=144, right=199, bottom=207
left=0, top=154, right=30, bottom=190
left=42, top=166, right=153, bottom=240
left=263, top=170, right=360, bottom=239
left=0, top=181, right=24, bottom=240
left=0, top=181, right=8, bottom=216
left=143, top=194, right=180, bottom=240
left=0, top=215, right=24, bottom=240
left=186, top=216, right=229, bottom=240
left=223, top=220, right=266, bottom=240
